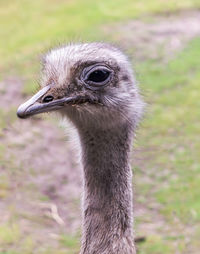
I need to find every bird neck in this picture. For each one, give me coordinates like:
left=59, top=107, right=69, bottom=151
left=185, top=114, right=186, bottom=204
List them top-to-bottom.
left=78, top=123, right=136, bottom=254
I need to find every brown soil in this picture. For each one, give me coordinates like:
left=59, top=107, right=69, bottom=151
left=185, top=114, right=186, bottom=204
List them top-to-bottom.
left=0, top=78, right=82, bottom=248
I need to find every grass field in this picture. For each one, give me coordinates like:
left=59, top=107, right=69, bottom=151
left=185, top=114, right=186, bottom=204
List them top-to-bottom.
left=1, top=0, right=200, bottom=253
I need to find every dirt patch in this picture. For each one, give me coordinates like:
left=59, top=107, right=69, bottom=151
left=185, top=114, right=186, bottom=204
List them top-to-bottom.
left=102, top=10, right=200, bottom=62
left=0, top=77, right=24, bottom=109
left=0, top=78, right=82, bottom=249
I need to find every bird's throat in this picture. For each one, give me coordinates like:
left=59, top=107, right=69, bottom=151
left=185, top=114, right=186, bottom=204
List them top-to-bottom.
left=78, top=125, right=136, bottom=254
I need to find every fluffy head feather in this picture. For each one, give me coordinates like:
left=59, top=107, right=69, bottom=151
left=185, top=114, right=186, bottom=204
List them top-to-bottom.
left=18, top=42, right=144, bottom=131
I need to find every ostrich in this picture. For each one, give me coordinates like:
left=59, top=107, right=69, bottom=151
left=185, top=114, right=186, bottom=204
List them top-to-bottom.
left=17, top=43, right=144, bottom=254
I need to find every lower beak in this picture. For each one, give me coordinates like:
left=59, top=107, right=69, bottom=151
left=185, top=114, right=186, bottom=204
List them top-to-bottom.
left=17, top=85, right=76, bottom=119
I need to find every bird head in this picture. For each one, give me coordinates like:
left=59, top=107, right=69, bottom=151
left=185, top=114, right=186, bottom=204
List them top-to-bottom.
left=17, top=43, right=143, bottom=129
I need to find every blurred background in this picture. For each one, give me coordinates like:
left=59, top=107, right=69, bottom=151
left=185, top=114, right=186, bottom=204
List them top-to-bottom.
left=1, top=0, right=200, bottom=253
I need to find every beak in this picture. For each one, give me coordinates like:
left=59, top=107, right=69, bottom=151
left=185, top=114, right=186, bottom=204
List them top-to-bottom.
left=17, top=85, right=77, bottom=119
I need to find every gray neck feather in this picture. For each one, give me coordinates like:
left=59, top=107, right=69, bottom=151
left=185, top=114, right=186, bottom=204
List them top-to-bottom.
left=78, top=123, right=136, bottom=254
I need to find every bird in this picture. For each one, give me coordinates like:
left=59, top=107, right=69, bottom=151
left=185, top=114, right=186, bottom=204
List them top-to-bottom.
left=17, top=42, right=144, bottom=254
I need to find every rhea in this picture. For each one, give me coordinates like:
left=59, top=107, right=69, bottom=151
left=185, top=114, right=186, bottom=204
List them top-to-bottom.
left=17, top=43, right=144, bottom=254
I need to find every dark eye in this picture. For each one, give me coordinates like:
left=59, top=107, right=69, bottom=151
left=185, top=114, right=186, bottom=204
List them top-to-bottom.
left=87, top=69, right=110, bottom=83
left=43, top=95, right=54, bottom=103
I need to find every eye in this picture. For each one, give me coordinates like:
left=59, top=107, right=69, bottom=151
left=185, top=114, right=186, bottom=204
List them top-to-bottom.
left=82, top=65, right=112, bottom=90
left=87, top=69, right=110, bottom=83
left=43, top=95, right=54, bottom=103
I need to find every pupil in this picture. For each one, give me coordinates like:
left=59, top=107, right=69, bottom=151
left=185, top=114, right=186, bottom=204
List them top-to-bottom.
left=88, top=70, right=110, bottom=83
left=43, top=95, right=54, bottom=103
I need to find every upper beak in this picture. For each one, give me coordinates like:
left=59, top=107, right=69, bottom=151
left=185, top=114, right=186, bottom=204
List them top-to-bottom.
left=17, top=85, right=76, bottom=119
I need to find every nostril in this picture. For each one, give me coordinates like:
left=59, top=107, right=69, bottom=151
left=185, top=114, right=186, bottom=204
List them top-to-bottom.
left=43, top=95, right=54, bottom=103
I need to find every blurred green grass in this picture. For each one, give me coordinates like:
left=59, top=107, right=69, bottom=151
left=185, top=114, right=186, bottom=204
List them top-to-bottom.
left=1, top=0, right=200, bottom=253
left=1, top=0, right=200, bottom=73
left=134, top=37, right=200, bottom=253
